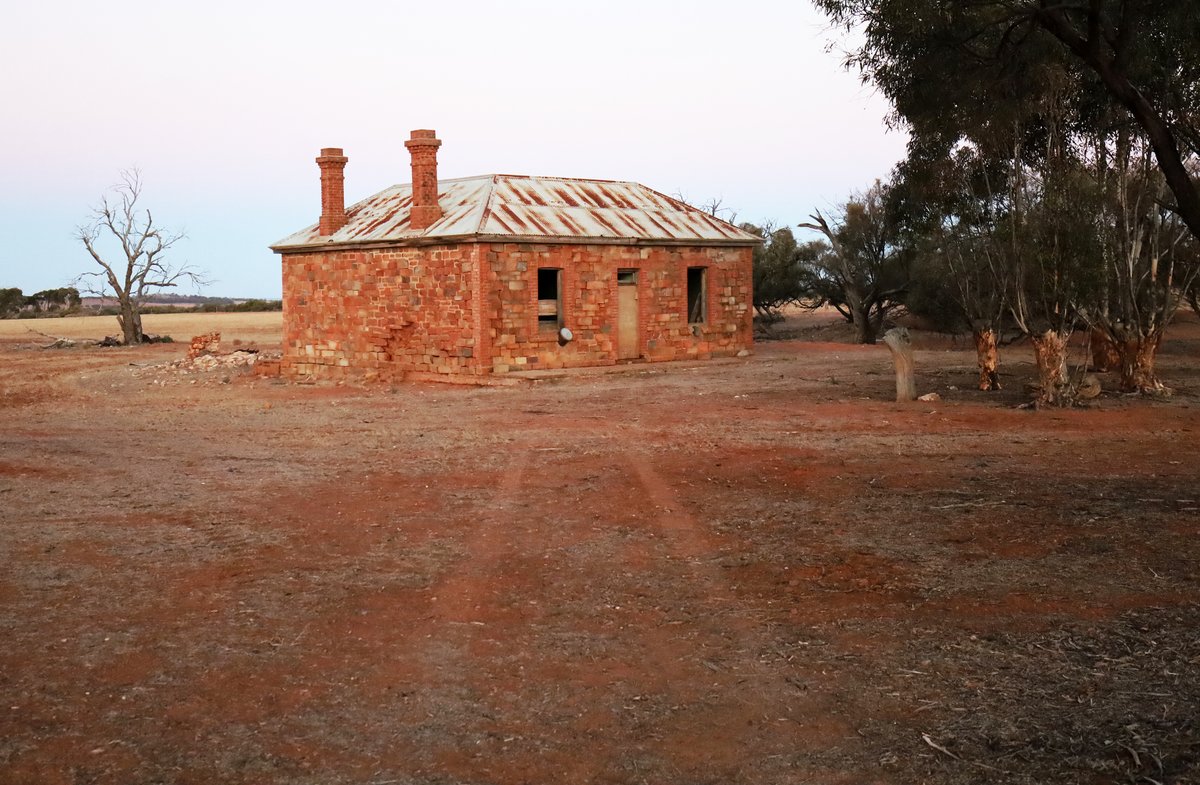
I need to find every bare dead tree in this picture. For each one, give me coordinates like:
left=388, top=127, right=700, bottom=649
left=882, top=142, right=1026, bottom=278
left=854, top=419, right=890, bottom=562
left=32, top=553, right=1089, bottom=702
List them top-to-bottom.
left=75, top=170, right=204, bottom=345
left=672, top=191, right=739, bottom=224
left=698, top=196, right=738, bottom=224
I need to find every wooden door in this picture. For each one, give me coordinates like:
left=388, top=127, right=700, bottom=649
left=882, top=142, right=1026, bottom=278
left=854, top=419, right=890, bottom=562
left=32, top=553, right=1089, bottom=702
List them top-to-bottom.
left=617, top=269, right=639, bottom=360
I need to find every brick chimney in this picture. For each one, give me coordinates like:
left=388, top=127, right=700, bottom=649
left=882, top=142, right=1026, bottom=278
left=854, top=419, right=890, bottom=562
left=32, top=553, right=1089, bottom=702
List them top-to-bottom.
left=405, top=129, right=443, bottom=230
left=316, top=147, right=349, bottom=236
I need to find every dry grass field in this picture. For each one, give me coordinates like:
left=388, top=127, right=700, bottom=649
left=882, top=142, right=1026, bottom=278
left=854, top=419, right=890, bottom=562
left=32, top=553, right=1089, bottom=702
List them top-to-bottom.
left=1, top=308, right=1199, bottom=785
left=0, top=311, right=283, bottom=347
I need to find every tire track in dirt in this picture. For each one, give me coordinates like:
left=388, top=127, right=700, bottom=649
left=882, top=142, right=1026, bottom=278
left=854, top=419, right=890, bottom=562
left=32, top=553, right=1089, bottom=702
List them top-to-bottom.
left=335, top=443, right=840, bottom=783
left=389, top=445, right=865, bottom=783
left=356, top=447, right=553, bottom=779
left=422, top=448, right=532, bottom=625
left=523, top=450, right=859, bottom=781
left=628, top=450, right=733, bottom=563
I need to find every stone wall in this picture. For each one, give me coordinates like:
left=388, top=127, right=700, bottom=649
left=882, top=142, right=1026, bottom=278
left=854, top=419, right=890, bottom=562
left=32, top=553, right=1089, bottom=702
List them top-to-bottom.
left=280, top=241, right=752, bottom=380
left=280, top=243, right=482, bottom=379
left=485, top=243, right=753, bottom=373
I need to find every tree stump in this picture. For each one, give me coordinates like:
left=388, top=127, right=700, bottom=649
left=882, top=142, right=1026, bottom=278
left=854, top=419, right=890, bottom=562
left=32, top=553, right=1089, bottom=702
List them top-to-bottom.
left=883, top=327, right=916, bottom=402
left=972, top=328, right=1001, bottom=390
left=1030, top=330, right=1069, bottom=406
left=1117, top=332, right=1168, bottom=394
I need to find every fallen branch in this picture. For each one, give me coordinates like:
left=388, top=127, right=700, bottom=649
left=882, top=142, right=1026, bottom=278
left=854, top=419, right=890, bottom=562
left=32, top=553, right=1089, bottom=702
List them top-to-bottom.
left=26, top=327, right=84, bottom=349
left=931, top=500, right=1006, bottom=510
left=921, top=732, right=961, bottom=761
left=921, top=733, right=1009, bottom=774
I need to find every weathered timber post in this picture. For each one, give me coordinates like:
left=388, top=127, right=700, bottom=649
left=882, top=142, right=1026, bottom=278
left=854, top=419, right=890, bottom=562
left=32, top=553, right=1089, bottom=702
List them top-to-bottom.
left=883, top=326, right=916, bottom=402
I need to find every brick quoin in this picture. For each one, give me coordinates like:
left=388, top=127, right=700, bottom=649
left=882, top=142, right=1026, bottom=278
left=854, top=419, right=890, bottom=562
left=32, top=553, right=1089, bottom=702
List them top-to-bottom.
left=271, top=131, right=758, bottom=383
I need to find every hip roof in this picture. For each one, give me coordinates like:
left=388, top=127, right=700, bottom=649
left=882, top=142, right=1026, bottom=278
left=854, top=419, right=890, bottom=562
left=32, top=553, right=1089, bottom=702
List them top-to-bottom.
left=271, top=174, right=760, bottom=251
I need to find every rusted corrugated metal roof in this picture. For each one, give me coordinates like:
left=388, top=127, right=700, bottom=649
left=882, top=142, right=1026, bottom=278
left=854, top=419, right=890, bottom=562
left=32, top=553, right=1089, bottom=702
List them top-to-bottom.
left=271, top=174, right=759, bottom=250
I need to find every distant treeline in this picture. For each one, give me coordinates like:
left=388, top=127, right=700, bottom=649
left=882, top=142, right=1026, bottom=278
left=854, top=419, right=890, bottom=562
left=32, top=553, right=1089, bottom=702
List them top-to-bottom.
left=0, top=286, right=281, bottom=319
left=0, top=287, right=80, bottom=318
left=159, top=299, right=282, bottom=314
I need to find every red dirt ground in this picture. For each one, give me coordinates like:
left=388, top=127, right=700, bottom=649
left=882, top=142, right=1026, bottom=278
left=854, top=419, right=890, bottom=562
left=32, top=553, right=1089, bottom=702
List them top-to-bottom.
left=2, top=312, right=1199, bottom=784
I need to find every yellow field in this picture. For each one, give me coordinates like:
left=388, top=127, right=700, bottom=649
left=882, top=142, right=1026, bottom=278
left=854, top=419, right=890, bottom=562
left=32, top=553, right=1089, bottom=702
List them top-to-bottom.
left=0, top=311, right=282, bottom=346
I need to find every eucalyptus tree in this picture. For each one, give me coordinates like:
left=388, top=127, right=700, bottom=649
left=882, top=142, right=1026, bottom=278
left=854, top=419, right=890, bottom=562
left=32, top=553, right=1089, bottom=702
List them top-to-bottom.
left=813, top=0, right=1200, bottom=239
left=899, top=124, right=1104, bottom=405
left=1083, top=128, right=1200, bottom=392
left=897, top=148, right=1016, bottom=390
left=1008, top=149, right=1105, bottom=405
left=797, top=181, right=910, bottom=344
left=744, top=222, right=821, bottom=322
left=0, top=288, right=25, bottom=318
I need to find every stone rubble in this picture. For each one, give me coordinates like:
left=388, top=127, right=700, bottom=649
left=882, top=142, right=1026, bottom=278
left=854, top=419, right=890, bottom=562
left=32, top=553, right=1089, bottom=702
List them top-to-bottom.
left=187, top=331, right=222, bottom=360
left=133, top=346, right=282, bottom=386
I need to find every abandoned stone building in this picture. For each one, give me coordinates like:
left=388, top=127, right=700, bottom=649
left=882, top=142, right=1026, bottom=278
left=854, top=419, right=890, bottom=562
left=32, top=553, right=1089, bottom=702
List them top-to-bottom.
left=270, top=130, right=758, bottom=381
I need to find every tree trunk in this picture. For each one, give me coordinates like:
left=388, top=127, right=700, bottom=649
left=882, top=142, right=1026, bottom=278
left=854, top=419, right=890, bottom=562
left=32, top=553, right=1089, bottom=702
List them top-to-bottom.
left=117, top=299, right=143, bottom=345
left=851, top=303, right=877, bottom=344
left=883, top=327, right=916, bottom=402
left=1089, top=327, right=1120, bottom=372
left=972, top=328, right=1001, bottom=391
left=1030, top=330, right=1070, bottom=406
left=1117, top=332, right=1167, bottom=394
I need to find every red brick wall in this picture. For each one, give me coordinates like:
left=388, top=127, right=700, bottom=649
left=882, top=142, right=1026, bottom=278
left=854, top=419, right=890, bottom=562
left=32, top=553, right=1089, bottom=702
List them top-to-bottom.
left=279, top=241, right=752, bottom=380
left=485, top=243, right=753, bottom=373
left=280, top=244, right=482, bottom=379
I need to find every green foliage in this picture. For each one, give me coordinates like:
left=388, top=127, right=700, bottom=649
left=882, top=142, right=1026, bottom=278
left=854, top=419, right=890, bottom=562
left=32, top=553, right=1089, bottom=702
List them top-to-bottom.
left=813, top=0, right=1200, bottom=238
left=892, top=126, right=1134, bottom=344
left=1084, top=135, right=1200, bottom=346
left=902, top=141, right=1108, bottom=338
left=798, top=181, right=911, bottom=343
left=742, top=223, right=823, bottom=320
left=903, top=256, right=970, bottom=334
left=0, top=287, right=23, bottom=318
left=0, top=287, right=82, bottom=319
left=26, top=287, right=81, bottom=313
left=117, top=299, right=282, bottom=316
left=195, top=299, right=281, bottom=313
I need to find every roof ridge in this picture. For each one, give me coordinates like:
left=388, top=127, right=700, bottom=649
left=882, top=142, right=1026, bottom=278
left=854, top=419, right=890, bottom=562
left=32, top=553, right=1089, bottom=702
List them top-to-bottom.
left=492, top=173, right=639, bottom=187
left=474, top=174, right=500, bottom=236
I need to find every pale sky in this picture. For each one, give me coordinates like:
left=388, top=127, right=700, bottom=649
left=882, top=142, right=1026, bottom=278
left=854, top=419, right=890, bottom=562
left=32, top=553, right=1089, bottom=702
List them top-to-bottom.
left=0, top=0, right=906, bottom=298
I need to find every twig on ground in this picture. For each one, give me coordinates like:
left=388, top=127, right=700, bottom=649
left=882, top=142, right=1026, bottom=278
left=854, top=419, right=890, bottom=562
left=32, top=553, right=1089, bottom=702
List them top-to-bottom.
left=931, top=500, right=1005, bottom=510
left=922, top=732, right=961, bottom=760
left=921, top=733, right=1010, bottom=774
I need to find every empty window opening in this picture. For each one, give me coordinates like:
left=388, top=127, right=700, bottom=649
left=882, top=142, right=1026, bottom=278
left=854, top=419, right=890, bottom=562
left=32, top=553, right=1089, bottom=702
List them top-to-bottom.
left=687, top=267, right=707, bottom=324
left=538, top=268, right=562, bottom=329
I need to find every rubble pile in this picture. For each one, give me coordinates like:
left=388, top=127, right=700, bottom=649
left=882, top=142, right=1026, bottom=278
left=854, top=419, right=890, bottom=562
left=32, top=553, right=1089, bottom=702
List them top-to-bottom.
left=133, top=332, right=283, bottom=385
left=187, top=332, right=221, bottom=359
left=173, top=350, right=262, bottom=371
